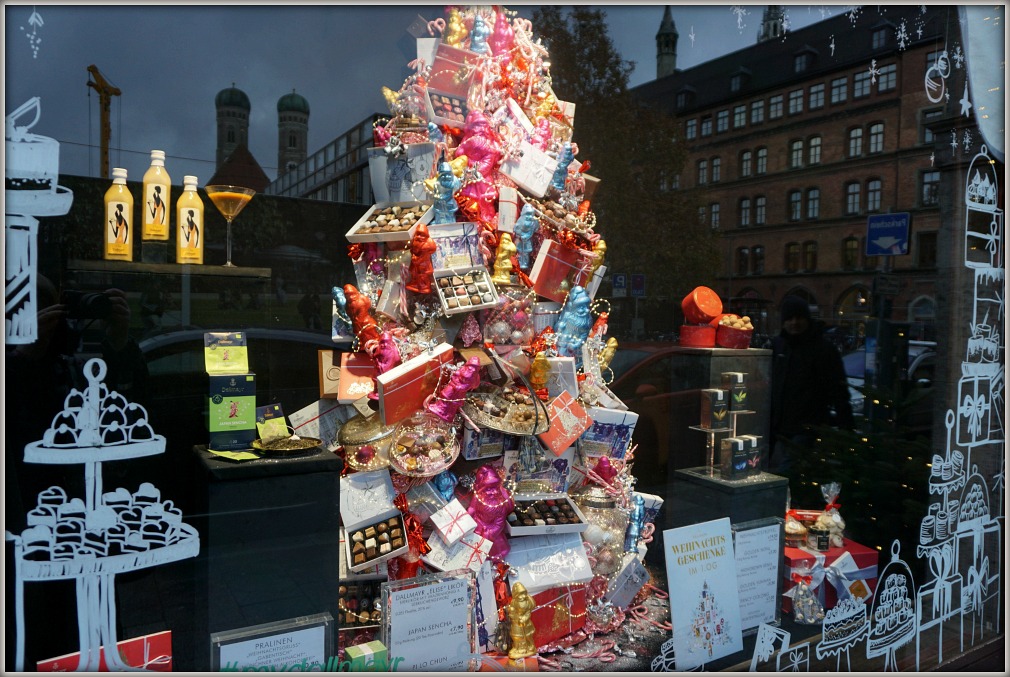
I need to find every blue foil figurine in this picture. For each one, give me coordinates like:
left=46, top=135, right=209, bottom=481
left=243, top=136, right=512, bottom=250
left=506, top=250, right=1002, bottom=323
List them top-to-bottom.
left=469, top=14, right=492, bottom=55
left=427, top=121, right=444, bottom=144
left=550, top=142, right=574, bottom=192
left=432, top=152, right=461, bottom=224
left=513, top=204, right=539, bottom=270
left=555, top=285, right=592, bottom=360
left=331, top=286, right=352, bottom=339
left=433, top=469, right=458, bottom=503
left=625, top=493, right=645, bottom=552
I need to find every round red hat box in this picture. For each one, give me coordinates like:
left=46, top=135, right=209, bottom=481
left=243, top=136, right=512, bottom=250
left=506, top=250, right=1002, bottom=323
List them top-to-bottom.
left=681, top=286, right=723, bottom=324
left=679, top=324, right=716, bottom=348
left=715, top=324, right=753, bottom=349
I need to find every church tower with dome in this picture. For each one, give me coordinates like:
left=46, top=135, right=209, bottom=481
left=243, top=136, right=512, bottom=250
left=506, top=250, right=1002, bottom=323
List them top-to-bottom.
left=215, top=84, right=251, bottom=170
left=277, top=90, right=310, bottom=179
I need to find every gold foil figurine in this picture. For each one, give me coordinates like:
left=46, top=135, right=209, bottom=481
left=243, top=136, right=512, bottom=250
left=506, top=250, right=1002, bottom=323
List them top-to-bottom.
left=444, top=8, right=468, bottom=47
left=492, top=233, right=516, bottom=285
left=589, top=238, right=607, bottom=277
left=598, top=337, right=618, bottom=371
left=529, top=351, right=550, bottom=391
left=507, top=582, right=537, bottom=660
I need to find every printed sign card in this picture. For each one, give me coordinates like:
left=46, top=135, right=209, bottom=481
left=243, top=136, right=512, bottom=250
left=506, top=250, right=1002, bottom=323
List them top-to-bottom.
left=663, top=517, right=744, bottom=670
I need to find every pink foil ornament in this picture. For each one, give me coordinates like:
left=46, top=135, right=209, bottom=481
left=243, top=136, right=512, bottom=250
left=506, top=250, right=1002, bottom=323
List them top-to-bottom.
left=489, top=9, right=515, bottom=57
left=531, top=117, right=552, bottom=151
left=368, top=331, right=402, bottom=400
left=428, top=356, right=482, bottom=421
left=595, top=456, right=618, bottom=484
left=467, top=465, right=514, bottom=558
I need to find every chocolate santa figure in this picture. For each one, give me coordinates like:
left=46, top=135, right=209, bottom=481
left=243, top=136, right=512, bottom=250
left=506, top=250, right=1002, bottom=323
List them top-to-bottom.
left=513, top=204, right=539, bottom=270
left=405, top=223, right=438, bottom=294
left=492, top=233, right=517, bottom=285
left=343, top=283, right=381, bottom=347
left=428, top=356, right=482, bottom=422
left=467, top=465, right=514, bottom=558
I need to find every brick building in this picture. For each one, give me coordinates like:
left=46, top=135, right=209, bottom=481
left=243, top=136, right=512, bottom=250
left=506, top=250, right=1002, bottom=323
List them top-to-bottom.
left=633, top=5, right=948, bottom=342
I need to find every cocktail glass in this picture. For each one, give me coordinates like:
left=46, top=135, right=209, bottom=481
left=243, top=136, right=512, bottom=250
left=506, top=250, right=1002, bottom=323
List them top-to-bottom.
left=204, top=185, right=255, bottom=267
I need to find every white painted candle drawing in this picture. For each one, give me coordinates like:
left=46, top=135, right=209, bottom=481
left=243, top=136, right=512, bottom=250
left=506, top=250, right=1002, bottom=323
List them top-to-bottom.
left=5, top=358, right=200, bottom=671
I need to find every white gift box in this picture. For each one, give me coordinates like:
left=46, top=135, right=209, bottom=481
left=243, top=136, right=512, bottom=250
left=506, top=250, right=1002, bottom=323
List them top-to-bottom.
left=500, top=140, right=557, bottom=198
left=367, top=143, right=436, bottom=203
left=497, top=185, right=521, bottom=234
left=345, top=200, right=434, bottom=243
left=374, top=278, right=406, bottom=323
left=545, top=356, right=579, bottom=400
left=580, top=406, right=639, bottom=459
left=461, top=418, right=505, bottom=460
left=503, top=444, right=575, bottom=494
left=339, top=469, right=409, bottom=572
left=404, top=480, right=448, bottom=524
left=430, top=497, right=478, bottom=545
left=421, top=530, right=492, bottom=573
left=505, top=532, right=594, bottom=595
left=604, top=553, right=649, bottom=609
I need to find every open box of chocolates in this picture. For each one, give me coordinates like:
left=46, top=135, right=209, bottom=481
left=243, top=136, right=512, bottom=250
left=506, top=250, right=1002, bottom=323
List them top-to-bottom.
left=426, top=90, right=468, bottom=126
left=345, top=201, right=433, bottom=243
left=434, top=268, right=499, bottom=315
left=463, top=385, right=550, bottom=435
left=339, top=469, right=409, bottom=572
left=505, top=493, right=589, bottom=536
left=345, top=516, right=407, bottom=572
left=339, top=526, right=388, bottom=580
left=338, top=581, right=383, bottom=628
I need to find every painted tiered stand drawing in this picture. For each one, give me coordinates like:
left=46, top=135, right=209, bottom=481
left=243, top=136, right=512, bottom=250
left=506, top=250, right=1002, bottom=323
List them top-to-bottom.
left=5, top=358, right=200, bottom=670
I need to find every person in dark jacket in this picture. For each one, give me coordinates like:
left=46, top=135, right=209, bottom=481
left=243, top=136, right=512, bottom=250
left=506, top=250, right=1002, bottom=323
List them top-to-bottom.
left=769, top=295, right=854, bottom=473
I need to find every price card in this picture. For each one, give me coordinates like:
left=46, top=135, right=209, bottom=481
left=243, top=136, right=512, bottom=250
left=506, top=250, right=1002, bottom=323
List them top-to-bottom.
left=381, top=569, right=477, bottom=672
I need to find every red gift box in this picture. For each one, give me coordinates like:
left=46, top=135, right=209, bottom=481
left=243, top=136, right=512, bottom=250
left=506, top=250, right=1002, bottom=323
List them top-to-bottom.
left=529, top=240, right=596, bottom=304
left=375, top=342, right=454, bottom=425
left=336, top=351, right=378, bottom=403
left=536, top=391, right=592, bottom=456
left=782, top=538, right=878, bottom=614
left=530, top=584, right=587, bottom=649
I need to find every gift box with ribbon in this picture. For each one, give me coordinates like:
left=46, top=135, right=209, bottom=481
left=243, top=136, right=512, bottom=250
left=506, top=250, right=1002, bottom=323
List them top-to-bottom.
left=500, top=139, right=557, bottom=198
left=497, top=185, right=522, bottom=234
left=528, top=239, right=597, bottom=304
left=375, top=341, right=454, bottom=426
left=536, top=391, right=592, bottom=457
left=579, top=406, right=639, bottom=459
left=430, top=497, right=478, bottom=545
left=422, top=529, right=492, bottom=572
left=505, top=532, right=594, bottom=594
left=782, top=539, right=878, bottom=614
left=604, top=552, right=649, bottom=609
left=530, top=583, right=587, bottom=649
left=344, top=640, right=389, bottom=672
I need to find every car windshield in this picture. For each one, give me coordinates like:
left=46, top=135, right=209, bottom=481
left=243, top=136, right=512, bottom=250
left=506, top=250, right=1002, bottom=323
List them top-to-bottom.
left=607, top=349, right=651, bottom=381
left=842, top=350, right=865, bottom=378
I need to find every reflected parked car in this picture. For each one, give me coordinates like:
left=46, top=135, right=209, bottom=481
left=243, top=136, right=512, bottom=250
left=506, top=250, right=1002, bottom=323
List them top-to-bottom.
left=842, top=340, right=936, bottom=432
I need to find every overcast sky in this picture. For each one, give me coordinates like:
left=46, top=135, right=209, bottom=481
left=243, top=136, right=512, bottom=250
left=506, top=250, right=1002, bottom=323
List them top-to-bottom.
left=5, top=2, right=826, bottom=185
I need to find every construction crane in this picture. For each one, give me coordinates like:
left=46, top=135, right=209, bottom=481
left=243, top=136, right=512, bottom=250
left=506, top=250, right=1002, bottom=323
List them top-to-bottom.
left=86, top=64, right=121, bottom=179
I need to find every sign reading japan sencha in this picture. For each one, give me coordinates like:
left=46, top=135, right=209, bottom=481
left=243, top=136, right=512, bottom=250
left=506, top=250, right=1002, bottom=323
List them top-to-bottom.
left=663, top=517, right=744, bottom=670
left=382, top=569, right=476, bottom=672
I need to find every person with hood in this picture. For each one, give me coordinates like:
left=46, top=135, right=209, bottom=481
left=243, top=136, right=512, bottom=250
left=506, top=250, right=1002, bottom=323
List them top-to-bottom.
left=769, top=295, right=854, bottom=473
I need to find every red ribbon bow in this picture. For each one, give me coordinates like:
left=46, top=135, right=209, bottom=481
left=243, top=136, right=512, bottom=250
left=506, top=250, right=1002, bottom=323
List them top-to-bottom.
left=346, top=243, right=363, bottom=261
left=394, top=494, right=431, bottom=556
left=825, top=502, right=841, bottom=512
left=792, top=573, right=812, bottom=585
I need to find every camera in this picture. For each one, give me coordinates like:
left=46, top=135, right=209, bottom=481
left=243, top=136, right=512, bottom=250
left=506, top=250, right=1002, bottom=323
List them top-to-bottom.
left=61, top=290, right=114, bottom=321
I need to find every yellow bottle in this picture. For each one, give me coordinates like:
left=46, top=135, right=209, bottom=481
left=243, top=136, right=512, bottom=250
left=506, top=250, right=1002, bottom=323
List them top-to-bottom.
left=142, top=149, right=171, bottom=240
left=104, top=167, right=134, bottom=261
left=176, top=175, right=205, bottom=264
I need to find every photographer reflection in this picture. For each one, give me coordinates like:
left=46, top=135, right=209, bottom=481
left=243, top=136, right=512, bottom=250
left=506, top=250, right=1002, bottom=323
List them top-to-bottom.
left=5, top=276, right=150, bottom=667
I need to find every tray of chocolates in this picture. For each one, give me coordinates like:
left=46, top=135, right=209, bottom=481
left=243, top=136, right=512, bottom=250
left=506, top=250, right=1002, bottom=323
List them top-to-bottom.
left=426, top=89, right=468, bottom=126
left=345, top=201, right=433, bottom=243
left=433, top=268, right=499, bottom=315
left=462, top=385, right=550, bottom=435
left=505, top=493, right=589, bottom=536
left=344, top=514, right=408, bottom=573
left=338, top=581, right=383, bottom=628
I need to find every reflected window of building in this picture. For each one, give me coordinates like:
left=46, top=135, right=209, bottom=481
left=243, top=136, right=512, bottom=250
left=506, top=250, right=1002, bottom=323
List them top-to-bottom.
left=872, top=27, right=889, bottom=50
left=878, top=63, right=897, bottom=92
left=854, top=70, right=872, bottom=98
left=831, top=76, right=848, bottom=104
left=809, top=83, right=825, bottom=109
left=788, top=89, right=804, bottom=115
left=769, top=94, right=784, bottom=119
left=751, top=100, right=764, bottom=124
left=734, top=105, right=747, bottom=128
left=921, top=108, right=942, bottom=144
left=717, top=109, right=729, bottom=132
left=701, top=116, right=713, bottom=136
left=686, top=119, right=698, bottom=140
left=869, top=122, right=885, bottom=153
left=848, top=127, right=863, bottom=157
left=808, top=136, right=822, bottom=164
left=790, top=140, right=804, bottom=168
left=756, top=147, right=768, bottom=174
left=740, top=150, right=753, bottom=177
left=711, top=156, right=721, bottom=182
left=697, top=159, right=708, bottom=185
left=921, top=170, right=940, bottom=205
left=867, top=178, right=882, bottom=212
left=846, top=182, right=861, bottom=214
left=807, top=188, right=820, bottom=219
left=789, top=190, right=802, bottom=221
left=755, top=196, right=767, bottom=225
left=740, top=197, right=751, bottom=227
left=710, top=202, right=721, bottom=229
left=842, top=236, right=860, bottom=270
left=803, top=241, right=818, bottom=272
left=786, top=242, right=800, bottom=273
left=752, top=245, right=765, bottom=275
left=737, top=247, right=750, bottom=276
left=836, top=286, right=871, bottom=335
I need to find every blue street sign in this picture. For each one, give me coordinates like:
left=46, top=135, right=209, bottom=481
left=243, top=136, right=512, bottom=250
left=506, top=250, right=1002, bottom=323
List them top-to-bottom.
left=866, top=212, right=910, bottom=256
left=612, top=273, right=627, bottom=298
left=631, top=274, right=646, bottom=298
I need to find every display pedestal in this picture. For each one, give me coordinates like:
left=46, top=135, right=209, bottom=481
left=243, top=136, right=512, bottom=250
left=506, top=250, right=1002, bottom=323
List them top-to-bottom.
left=189, top=445, right=340, bottom=669
left=665, top=467, right=788, bottom=531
